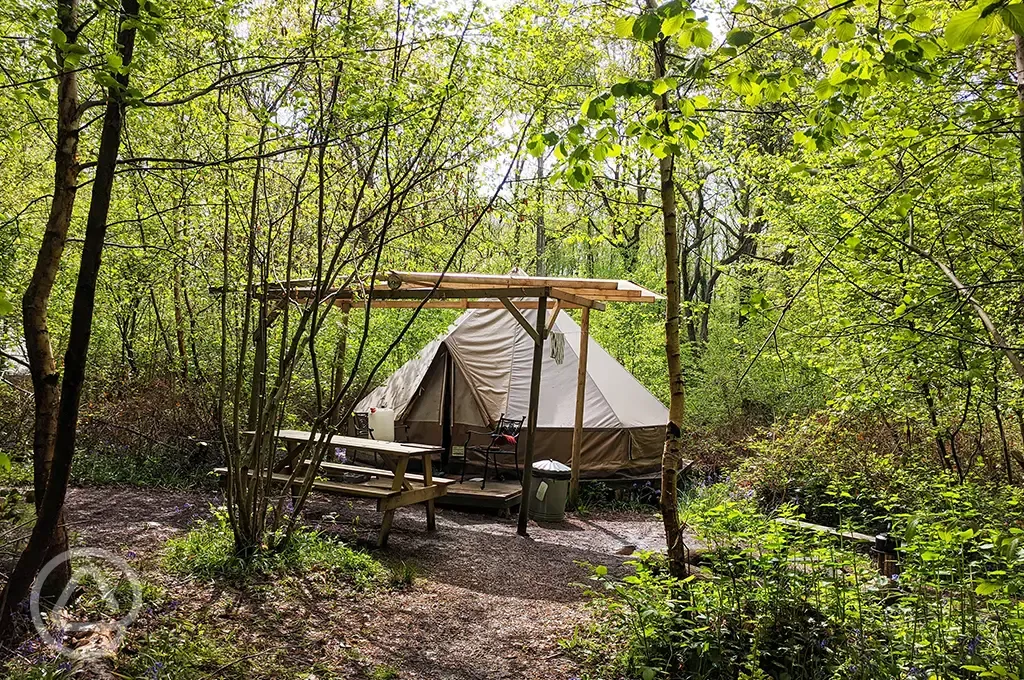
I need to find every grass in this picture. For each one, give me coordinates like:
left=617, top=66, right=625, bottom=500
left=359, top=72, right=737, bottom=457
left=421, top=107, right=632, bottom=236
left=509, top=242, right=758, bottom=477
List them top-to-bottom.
left=164, top=508, right=388, bottom=589
left=387, top=560, right=417, bottom=588
left=115, top=618, right=248, bottom=680
left=370, top=663, right=400, bottom=680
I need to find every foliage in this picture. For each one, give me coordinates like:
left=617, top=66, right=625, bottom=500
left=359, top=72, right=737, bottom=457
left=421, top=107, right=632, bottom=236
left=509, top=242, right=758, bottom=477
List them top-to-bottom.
left=733, top=412, right=1024, bottom=534
left=575, top=480, right=661, bottom=516
left=574, top=481, right=1024, bottom=680
left=163, top=508, right=386, bottom=589
left=114, top=618, right=248, bottom=680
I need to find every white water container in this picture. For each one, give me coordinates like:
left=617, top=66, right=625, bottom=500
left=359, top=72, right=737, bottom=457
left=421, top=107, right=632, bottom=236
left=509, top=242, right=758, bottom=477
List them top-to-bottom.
left=368, top=408, right=395, bottom=441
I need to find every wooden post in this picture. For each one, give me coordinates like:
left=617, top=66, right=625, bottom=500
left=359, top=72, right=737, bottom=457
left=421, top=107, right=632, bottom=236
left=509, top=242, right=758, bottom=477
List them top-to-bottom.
left=517, top=291, right=548, bottom=536
left=568, top=306, right=590, bottom=507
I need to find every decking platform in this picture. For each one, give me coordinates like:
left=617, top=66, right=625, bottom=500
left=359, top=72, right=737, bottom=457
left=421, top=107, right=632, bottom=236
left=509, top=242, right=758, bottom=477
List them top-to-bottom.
left=436, top=479, right=522, bottom=510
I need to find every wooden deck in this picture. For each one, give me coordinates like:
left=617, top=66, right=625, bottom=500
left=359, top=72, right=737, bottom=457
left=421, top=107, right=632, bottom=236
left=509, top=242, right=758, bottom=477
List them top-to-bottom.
left=437, top=479, right=522, bottom=510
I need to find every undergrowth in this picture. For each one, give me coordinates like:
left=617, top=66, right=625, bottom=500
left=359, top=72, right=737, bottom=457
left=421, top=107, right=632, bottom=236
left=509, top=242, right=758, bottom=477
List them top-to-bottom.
left=568, top=477, right=1024, bottom=680
left=575, top=480, right=661, bottom=516
left=164, top=508, right=387, bottom=589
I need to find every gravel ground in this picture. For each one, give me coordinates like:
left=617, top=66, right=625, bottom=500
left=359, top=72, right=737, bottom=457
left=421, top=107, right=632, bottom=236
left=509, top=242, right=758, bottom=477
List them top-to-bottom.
left=62, top=486, right=674, bottom=679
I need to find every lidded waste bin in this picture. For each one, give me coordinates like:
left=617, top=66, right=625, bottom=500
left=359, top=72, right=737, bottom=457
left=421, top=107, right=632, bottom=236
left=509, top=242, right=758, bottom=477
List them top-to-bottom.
left=528, top=459, right=572, bottom=522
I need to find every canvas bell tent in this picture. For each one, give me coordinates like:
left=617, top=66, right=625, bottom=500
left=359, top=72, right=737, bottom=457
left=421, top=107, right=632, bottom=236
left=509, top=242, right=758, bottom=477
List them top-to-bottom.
left=356, top=306, right=668, bottom=478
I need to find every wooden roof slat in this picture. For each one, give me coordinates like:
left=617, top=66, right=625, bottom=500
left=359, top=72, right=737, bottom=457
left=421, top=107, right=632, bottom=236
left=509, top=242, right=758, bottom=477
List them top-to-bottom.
left=386, top=270, right=623, bottom=291
left=260, top=271, right=664, bottom=306
left=371, top=286, right=550, bottom=301
left=355, top=299, right=586, bottom=310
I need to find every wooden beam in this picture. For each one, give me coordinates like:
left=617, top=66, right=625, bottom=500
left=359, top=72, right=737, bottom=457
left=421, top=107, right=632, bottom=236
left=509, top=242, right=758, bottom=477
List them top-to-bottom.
left=386, top=270, right=623, bottom=290
left=384, top=282, right=658, bottom=301
left=370, top=286, right=549, bottom=301
left=550, top=288, right=607, bottom=311
left=517, top=291, right=548, bottom=536
left=499, top=296, right=540, bottom=345
left=350, top=299, right=581, bottom=310
left=546, top=301, right=561, bottom=335
left=568, top=306, right=590, bottom=507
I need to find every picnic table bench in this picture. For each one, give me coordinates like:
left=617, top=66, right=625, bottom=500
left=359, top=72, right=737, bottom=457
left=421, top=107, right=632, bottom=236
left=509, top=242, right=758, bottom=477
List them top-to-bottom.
left=216, top=429, right=450, bottom=546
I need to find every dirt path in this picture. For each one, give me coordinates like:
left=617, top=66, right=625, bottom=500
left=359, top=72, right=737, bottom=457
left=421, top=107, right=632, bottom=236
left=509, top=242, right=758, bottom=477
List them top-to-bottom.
left=64, top=487, right=667, bottom=679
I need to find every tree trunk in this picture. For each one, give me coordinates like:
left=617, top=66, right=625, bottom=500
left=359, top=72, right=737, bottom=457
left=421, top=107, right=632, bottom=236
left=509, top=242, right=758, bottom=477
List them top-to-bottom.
left=0, top=0, right=140, bottom=634
left=20, top=0, right=82, bottom=602
left=650, top=15, right=688, bottom=578
left=1015, top=34, right=1024, bottom=240
left=535, top=153, right=547, bottom=276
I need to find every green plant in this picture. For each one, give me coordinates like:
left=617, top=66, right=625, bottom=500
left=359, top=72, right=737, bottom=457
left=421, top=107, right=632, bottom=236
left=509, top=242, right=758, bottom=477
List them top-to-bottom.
left=573, top=481, right=1024, bottom=680
left=575, top=481, right=660, bottom=515
left=164, top=508, right=387, bottom=589
left=388, top=560, right=417, bottom=588
left=115, top=618, right=246, bottom=680
left=370, top=663, right=400, bottom=680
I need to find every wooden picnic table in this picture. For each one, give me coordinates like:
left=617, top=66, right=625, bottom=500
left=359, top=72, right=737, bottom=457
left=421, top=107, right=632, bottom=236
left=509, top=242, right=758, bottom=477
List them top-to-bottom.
left=225, top=429, right=449, bottom=547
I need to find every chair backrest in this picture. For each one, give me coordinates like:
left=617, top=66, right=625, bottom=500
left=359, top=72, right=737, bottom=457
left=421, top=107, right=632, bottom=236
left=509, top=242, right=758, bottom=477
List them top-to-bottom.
left=352, top=411, right=373, bottom=438
left=496, top=414, right=524, bottom=438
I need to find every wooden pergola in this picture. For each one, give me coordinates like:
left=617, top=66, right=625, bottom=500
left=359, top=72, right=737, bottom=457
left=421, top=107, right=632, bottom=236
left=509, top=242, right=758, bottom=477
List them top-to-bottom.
left=269, top=270, right=663, bottom=535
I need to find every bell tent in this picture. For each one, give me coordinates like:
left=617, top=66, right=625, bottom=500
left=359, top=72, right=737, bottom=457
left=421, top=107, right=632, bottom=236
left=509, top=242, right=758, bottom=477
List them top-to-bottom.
left=356, top=306, right=668, bottom=478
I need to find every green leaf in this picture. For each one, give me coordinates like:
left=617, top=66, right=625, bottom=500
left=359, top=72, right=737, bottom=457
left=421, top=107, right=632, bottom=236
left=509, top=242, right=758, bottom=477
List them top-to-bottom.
left=1001, top=4, right=1024, bottom=35
left=945, top=6, right=987, bottom=48
left=911, top=12, right=934, bottom=31
left=662, top=13, right=685, bottom=36
left=633, top=14, right=663, bottom=41
left=614, top=17, right=635, bottom=39
left=835, top=19, right=856, bottom=41
left=690, top=25, right=713, bottom=48
left=49, top=27, right=67, bottom=46
left=726, top=29, right=754, bottom=46
left=106, top=53, right=123, bottom=69
left=652, top=77, right=676, bottom=95
left=526, top=133, right=547, bottom=158
left=0, top=291, right=13, bottom=317
left=0, top=453, right=9, bottom=474
left=976, top=580, right=1002, bottom=596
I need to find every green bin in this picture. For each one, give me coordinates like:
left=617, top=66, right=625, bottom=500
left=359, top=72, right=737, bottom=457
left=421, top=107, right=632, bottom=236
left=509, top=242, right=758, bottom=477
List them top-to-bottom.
left=528, top=459, right=572, bottom=522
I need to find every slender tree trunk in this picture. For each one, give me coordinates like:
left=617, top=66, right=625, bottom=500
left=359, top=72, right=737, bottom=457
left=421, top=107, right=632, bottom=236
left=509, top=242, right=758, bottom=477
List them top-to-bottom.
left=0, top=0, right=140, bottom=634
left=20, top=0, right=82, bottom=602
left=650, top=15, right=688, bottom=577
left=1015, top=34, right=1024, bottom=239
left=535, top=153, right=546, bottom=276
left=173, top=264, right=188, bottom=381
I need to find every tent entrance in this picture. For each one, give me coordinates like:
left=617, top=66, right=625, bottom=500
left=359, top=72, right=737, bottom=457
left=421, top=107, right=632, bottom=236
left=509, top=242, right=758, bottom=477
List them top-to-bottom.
left=440, top=350, right=454, bottom=472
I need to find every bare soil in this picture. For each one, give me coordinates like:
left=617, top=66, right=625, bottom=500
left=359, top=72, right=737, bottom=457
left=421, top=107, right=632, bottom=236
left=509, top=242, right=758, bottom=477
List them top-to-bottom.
left=63, top=486, right=670, bottom=679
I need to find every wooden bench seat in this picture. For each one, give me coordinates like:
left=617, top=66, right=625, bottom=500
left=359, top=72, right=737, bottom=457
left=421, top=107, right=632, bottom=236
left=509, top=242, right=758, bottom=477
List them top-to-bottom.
left=301, top=460, right=454, bottom=486
left=213, top=467, right=400, bottom=500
